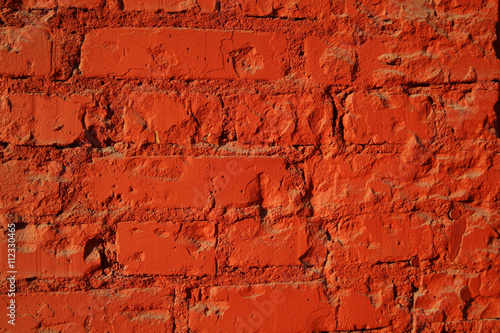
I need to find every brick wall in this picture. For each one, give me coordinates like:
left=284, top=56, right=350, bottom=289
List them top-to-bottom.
left=0, top=0, right=499, bottom=332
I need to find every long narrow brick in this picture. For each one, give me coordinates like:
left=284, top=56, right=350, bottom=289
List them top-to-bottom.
left=22, top=0, right=102, bottom=8
left=123, top=0, right=216, bottom=12
left=235, top=0, right=344, bottom=18
left=0, top=27, right=52, bottom=77
left=80, top=28, right=288, bottom=80
left=306, top=31, right=500, bottom=86
left=0, top=94, right=90, bottom=145
left=81, top=156, right=291, bottom=210
left=327, top=213, right=435, bottom=264
left=116, top=221, right=216, bottom=276
left=189, top=283, right=389, bottom=332
left=0, top=289, right=173, bottom=331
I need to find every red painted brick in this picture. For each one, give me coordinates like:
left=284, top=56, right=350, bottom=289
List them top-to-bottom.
left=23, top=0, right=102, bottom=8
left=123, top=0, right=216, bottom=12
left=235, top=0, right=344, bottom=18
left=345, top=0, right=436, bottom=17
left=434, top=0, right=496, bottom=15
left=0, top=27, right=51, bottom=77
left=80, top=28, right=288, bottom=80
left=307, top=32, right=500, bottom=85
left=305, top=36, right=357, bottom=85
left=441, top=85, right=499, bottom=139
left=343, top=90, right=435, bottom=144
left=114, top=91, right=222, bottom=145
left=227, top=93, right=333, bottom=145
left=0, top=94, right=90, bottom=145
left=306, top=135, right=498, bottom=214
left=307, top=153, right=435, bottom=214
left=81, top=156, right=291, bottom=210
left=0, top=160, right=62, bottom=216
left=449, top=209, right=500, bottom=269
left=327, top=213, right=435, bottom=264
left=224, top=218, right=308, bottom=267
left=116, top=221, right=216, bottom=276
left=0, top=223, right=102, bottom=278
left=414, top=274, right=466, bottom=323
left=189, top=282, right=336, bottom=332
left=189, top=283, right=388, bottom=332
left=0, top=288, right=173, bottom=331
left=336, top=289, right=390, bottom=331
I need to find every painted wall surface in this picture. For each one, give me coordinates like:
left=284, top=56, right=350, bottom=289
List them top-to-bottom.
left=0, top=0, right=499, bottom=332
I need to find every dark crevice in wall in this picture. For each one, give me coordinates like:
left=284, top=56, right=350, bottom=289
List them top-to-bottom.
left=115, top=0, right=124, bottom=11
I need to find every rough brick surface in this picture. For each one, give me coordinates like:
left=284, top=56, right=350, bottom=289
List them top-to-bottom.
left=1, top=0, right=499, bottom=332
left=22, top=0, right=102, bottom=9
left=123, top=0, right=216, bottom=12
left=235, top=0, right=344, bottom=18
left=0, top=27, right=51, bottom=77
left=80, top=28, right=288, bottom=80
left=111, top=91, right=223, bottom=145
left=226, top=93, right=334, bottom=145
left=0, top=94, right=90, bottom=145
left=80, top=156, right=293, bottom=211
left=0, top=160, right=62, bottom=217
left=224, top=218, right=309, bottom=267
left=116, top=221, right=216, bottom=276
left=0, top=223, right=102, bottom=278
left=189, top=283, right=390, bottom=332
left=0, top=288, right=173, bottom=331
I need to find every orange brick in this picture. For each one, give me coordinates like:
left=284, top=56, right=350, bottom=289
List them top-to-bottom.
left=80, top=28, right=288, bottom=80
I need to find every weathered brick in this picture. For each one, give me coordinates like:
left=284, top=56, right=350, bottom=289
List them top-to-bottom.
left=23, top=0, right=102, bottom=8
left=123, top=0, right=216, bottom=12
left=235, top=0, right=344, bottom=18
left=345, top=0, right=436, bottom=17
left=0, top=27, right=51, bottom=77
left=80, top=28, right=288, bottom=80
left=307, top=31, right=500, bottom=85
left=305, top=36, right=358, bottom=85
left=441, top=85, right=499, bottom=139
left=343, top=90, right=435, bottom=144
left=112, top=91, right=222, bottom=145
left=226, top=93, right=333, bottom=145
left=0, top=94, right=90, bottom=145
left=306, top=133, right=497, bottom=213
left=306, top=153, right=434, bottom=214
left=81, top=156, right=291, bottom=210
left=0, top=160, right=62, bottom=217
left=447, top=208, right=500, bottom=269
left=326, top=213, right=435, bottom=264
left=224, top=218, right=309, bottom=267
left=116, top=221, right=216, bottom=276
left=0, top=223, right=102, bottom=278
left=413, top=274, right=467, bottom=324
left=189, top=282, right=335, bottom=332
left=189, top=283, right=388, bottom=332
left=0, top=288, right=173, bottom=331
left=336, top=289, right=391, bottom=331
